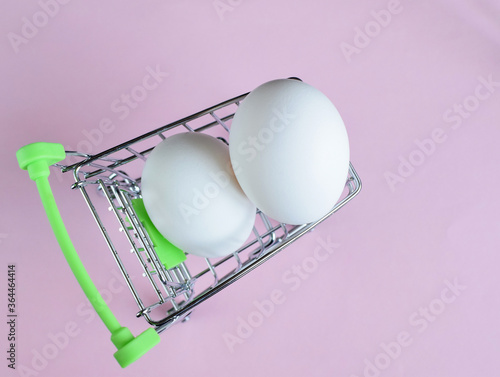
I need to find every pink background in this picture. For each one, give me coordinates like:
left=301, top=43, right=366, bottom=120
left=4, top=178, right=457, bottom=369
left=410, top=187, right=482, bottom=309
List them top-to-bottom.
left=2, top=0, right=500, bottom=376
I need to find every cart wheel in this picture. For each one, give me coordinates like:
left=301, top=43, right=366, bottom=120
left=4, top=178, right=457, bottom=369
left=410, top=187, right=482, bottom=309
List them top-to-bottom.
left=182, top=311, right=193, bottom=322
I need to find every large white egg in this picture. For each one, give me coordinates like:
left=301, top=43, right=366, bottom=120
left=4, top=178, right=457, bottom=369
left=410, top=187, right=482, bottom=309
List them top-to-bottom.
left=229, top=79, right=350, bottom=225
left=141, top=132, right=256, bottom=259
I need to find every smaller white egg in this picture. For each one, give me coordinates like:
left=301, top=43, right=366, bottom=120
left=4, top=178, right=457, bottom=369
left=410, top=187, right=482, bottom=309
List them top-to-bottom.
left=141, top=132, right=256, bottom=259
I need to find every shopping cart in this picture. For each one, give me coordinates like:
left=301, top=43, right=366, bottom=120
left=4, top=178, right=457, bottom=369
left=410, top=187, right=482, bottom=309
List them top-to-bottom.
left=16, top=79, right=362, bottom=367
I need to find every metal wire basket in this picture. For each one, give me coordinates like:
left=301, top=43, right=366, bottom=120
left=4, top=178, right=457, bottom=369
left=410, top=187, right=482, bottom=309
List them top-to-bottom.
left=18, top=81, right=362, bottom=367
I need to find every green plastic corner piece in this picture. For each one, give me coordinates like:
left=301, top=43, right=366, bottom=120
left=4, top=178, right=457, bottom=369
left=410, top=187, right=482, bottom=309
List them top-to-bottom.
left=16, top=142, right=66, bottom=180
left=131, top=198, right=186, bottom=269
left=113, top=327, right=160, bottom=368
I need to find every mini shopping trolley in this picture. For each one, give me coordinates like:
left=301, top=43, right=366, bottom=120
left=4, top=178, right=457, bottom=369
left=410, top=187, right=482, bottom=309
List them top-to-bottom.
left=16, top=79, right=362, bottom=367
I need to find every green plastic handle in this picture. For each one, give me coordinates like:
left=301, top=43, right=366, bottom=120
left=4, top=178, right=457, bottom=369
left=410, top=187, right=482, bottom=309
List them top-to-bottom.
left=16, top=142, right=160, bottom=368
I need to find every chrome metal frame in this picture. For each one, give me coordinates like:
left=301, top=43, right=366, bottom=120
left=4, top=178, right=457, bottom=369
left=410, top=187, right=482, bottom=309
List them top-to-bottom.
left=54, top=87, right=362, bottom=334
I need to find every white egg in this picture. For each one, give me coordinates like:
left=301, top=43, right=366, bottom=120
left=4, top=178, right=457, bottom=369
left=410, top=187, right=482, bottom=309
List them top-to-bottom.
left=229, top=79, right=350, bottom=225
left=141, top=132, right=256, bottom=259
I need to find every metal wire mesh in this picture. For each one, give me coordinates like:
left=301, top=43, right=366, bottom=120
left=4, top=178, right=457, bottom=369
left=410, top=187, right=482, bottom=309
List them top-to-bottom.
left=55, top=90, right=362, bottom=333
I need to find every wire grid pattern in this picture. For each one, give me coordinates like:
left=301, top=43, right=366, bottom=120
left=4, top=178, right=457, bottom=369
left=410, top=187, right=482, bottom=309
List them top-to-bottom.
left=55, top=92, right=362, bottom=332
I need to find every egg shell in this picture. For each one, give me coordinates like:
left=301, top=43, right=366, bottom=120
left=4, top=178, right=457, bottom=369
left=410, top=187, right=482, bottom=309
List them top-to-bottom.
left=229, top=79, right=350, bottom=225
left=141, top=132, right=256, bottom=258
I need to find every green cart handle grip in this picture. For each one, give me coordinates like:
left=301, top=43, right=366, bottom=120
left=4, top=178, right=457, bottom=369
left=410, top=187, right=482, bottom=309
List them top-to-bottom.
left=16, top=142, right=160, bottom=368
